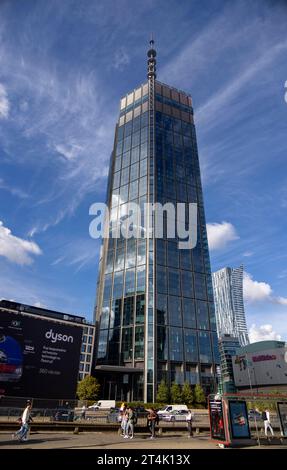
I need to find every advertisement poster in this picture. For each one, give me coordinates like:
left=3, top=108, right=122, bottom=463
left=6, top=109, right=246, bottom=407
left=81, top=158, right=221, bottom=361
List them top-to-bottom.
left=0, top=310, right=83, bottom=399
left=209, top=397, right=226, bottom=441
left=229, top=401, right=250, bottom=439
left=277, top=402, right=287, bottom=437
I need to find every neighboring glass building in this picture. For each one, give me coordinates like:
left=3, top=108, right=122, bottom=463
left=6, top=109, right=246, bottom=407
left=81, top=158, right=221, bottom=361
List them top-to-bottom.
left=94, top=41, right=219, bottom=402
left=212, top=265, right=249, bottom=347
left=78, top=325, right=96, bottom=381
left=218, top=334, right=241, bottom=393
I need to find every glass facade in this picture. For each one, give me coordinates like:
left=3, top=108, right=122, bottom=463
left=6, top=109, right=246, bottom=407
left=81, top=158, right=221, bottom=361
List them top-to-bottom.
left=94, top=64, right=219, bottom=401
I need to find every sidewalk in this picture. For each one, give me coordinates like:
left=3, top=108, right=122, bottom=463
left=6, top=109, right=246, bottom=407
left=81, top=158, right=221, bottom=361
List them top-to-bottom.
left=0, top=431, right=286, bottom=449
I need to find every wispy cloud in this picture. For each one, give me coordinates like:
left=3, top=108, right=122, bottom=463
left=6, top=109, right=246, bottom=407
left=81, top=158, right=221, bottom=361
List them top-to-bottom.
left=0, top=27, right=114, bottom=234
left=196, top=40, right=287, bottom=128
left=113, top=48, right=130, bottom=71
left=0, top=83, right=9, bottom=118
left=0, top=177, right=29, bottom=199
left=0, top=220, right=42, bottom=265
left=207, top=221, right=239, bottom=251
left=50, top=237, right=100, bottom=272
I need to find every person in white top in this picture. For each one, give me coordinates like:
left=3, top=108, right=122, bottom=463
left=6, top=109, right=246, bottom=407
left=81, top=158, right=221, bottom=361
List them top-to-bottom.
left=12, top=401, right=33, bottom=442
left=262, top=409, right=274, bottom=438
left=186, top=410, right=194, bottom=437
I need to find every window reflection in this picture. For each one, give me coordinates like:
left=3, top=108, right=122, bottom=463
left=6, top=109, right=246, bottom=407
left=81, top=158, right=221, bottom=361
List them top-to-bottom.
left=168, top=296, right=182, bottom=327
left=169, top=327, right=183, bottom=361
left=184, top=329, right=198, bottom=362
left=198, top=331, right=212, bottom=363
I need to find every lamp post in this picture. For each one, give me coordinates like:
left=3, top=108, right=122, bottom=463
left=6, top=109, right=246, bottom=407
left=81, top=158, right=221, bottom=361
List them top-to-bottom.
left=245, top=355, right=260, bottom=446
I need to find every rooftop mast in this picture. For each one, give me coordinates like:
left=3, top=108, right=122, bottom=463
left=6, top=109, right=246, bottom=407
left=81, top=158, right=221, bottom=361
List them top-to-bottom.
left=147, top=34, right=157, bottom=80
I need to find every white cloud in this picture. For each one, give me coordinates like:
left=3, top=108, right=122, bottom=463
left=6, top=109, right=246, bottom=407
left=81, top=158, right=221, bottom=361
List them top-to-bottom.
left=0, top=83, right=9, bottom=119
left=0, top=221, right=42, bottom=265
left=206, top=221, right=239, bottom=251
left=243, top=251, right=254, bottom=257
left=243, top=272, right=287, bottom=305
left=243, top=272, right=272, bottom=302
left=277, top=297, right=287, bottom=306
left=34, top=301, right=46, bottom=308
left=249, top=324, right=282, bottom=343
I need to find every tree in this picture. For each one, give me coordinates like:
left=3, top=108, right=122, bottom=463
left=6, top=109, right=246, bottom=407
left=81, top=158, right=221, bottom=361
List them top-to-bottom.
left=77, top=375, right=100, bottom=401
left=156, top=380, right=170, bottom=403
left=170, top=382, right=182, bottom=404
left=182, top=382, right=194, bottom=406
left=194, top=384, right=206, bottom=407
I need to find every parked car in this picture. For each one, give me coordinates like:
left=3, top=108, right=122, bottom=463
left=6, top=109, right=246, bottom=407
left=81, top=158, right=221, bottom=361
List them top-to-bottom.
left=88, top=400, right=116, bottom=410
left=157, top=404, right=188, bottom=415
left=51, top=408, right=74, bottom=422
left=161, top=410, right=189, bottom=422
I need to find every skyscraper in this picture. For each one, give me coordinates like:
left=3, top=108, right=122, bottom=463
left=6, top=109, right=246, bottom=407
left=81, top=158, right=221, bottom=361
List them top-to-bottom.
left=93, top=40, right=219, bottom=402
left=212, top=265, right=249, bottom=347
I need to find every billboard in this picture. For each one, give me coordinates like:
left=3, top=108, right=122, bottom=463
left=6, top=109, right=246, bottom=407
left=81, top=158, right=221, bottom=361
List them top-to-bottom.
left=0, top=310, right=83, bottom=399
left=232, top=347, right=287, bottom=388
left=209, top=397, right=226, bottom=441
left=228, top=401, right=250, bottom=439
left=277, top=402, right=287, bottom=437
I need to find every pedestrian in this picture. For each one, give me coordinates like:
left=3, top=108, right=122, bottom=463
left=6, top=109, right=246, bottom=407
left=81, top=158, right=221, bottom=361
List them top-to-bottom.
left=12, top=400, right=33, bottom=442
left=81, top=405, right=86, bottom=420
left=126, top=406, right=137, bottom=439
left=121, top=407, right=129, bottom=438
left=147, top=408, right=158, bottom=439
left=262, top=408, right=274, bottom=439
left=186, top=409, right=194, bottom=437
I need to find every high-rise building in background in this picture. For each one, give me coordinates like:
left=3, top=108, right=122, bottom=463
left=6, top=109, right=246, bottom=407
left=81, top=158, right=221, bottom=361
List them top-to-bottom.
left=93, top=40, right=219, bottom=402
left=212, top=265, right=249, bottom=347
left=218, top=334, right=240, bottom=393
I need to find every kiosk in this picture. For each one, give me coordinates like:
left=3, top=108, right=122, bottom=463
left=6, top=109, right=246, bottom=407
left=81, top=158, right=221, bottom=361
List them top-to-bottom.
left=208, top=394, right=256, bottom=447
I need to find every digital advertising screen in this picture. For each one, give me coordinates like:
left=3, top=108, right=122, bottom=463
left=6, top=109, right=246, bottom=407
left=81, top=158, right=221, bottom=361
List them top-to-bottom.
left=0, top=310, right=83, bottom=399
left=209, top=397, right=226, bottom=441
left=229, top=401, right=250, bottom=439
left=277, top=402, right=287, bottom=437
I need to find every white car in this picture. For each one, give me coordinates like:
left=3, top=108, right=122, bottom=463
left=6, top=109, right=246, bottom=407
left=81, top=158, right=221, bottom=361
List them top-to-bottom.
left=88, top=403, right=100, bottom=410
left=161, top=410, right=189, bottom=422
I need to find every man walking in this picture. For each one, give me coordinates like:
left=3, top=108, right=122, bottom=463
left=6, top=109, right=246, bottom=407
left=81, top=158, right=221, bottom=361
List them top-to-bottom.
left=12, top=400, right=33, bottom=442
left=147, top=408, right=158, bottom=439
left=262, top=408, right=274, bottom=439
left=186, top=409, right=194, bottom=438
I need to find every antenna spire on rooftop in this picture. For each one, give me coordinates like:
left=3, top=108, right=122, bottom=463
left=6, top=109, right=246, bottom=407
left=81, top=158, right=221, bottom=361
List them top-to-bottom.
left=147, top=34, right=156, bottom=80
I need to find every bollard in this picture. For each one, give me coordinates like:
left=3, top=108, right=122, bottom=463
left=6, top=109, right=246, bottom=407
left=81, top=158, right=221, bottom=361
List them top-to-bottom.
left=73, top=427, right=79, bottom=434
left=158, top=427, right=162, bottom=435
left=195, top=427, right=200, bottom=435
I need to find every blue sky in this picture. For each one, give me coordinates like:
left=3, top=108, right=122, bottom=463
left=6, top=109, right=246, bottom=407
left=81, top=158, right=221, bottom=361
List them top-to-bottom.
left=0, top=0, right=287, bottom=341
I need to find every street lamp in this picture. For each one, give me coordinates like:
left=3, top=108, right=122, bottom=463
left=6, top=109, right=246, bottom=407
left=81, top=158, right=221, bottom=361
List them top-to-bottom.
left=245, top=355, right=260, bottom=446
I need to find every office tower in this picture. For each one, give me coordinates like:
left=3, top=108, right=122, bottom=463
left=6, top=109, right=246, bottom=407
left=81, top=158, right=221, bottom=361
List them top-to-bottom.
left=94, top=40, right=219, bottom=402
left=212, top=265, right=249, bottom=347
left=218, top=334, right=241, bottom=393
